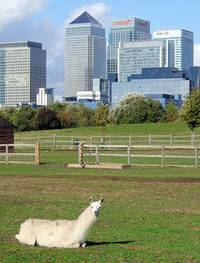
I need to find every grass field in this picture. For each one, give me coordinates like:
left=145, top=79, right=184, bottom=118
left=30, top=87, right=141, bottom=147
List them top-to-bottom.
left=15, top=122, right=200, bottom=137
left=1, top=123, right=200, bottom=262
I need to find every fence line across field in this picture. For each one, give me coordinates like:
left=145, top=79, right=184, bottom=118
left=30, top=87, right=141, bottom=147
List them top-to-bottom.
left=14, top=133, right=200, bottom=149
left=0, top=143, right=40, bottom=165
left=78, top=144, right=199, bottom=168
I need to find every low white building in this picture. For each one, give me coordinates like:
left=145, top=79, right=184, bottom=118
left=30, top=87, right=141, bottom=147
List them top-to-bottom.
left=37, top=88, right=54, bottom=106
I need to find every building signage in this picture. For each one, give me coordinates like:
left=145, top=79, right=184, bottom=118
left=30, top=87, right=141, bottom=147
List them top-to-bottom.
left=112, top=19, right=134, bottom=26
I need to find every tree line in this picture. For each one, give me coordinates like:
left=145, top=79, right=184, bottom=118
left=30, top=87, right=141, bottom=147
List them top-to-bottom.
left=0, top=90, right=199, bottom=132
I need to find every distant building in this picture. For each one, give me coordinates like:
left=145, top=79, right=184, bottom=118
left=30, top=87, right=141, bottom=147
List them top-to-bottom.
left=64, top=11, right=106, bottom=101
left=107, top=17, right=151, bottom=81
left=153, top=29, right=194, bottom=71
left=118, top=40, right=166, bottom=82
left=0, top=41, right=46, bottom=107
left=189, top=67, right=200, bottom=88
left=112, top=68, right=191, bottom=108
left=77, top=78, right=111, bottom=108
left=36, top=88, right=54, bottom=106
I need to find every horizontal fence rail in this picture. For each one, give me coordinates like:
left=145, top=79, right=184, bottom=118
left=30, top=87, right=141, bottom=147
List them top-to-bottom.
left=14, top=133, right=200, bottom=150
left=0, top=143, right=40, bottom=165
left=78, top=144, right=200, bottom=168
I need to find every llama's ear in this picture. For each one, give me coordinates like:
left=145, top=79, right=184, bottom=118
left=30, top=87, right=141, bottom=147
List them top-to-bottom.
left=89, top=196, right=93, bottom=203
left=100, top=198, right=104, bottom=203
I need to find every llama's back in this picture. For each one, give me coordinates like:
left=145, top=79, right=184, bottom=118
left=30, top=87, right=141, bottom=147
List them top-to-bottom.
left=16, top=218, right=75, bottom=247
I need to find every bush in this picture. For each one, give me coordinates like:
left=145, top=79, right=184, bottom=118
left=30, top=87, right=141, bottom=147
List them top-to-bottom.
left=9, top=106, right=36, bottom=131
left=34, top=108, right=61, bottom=130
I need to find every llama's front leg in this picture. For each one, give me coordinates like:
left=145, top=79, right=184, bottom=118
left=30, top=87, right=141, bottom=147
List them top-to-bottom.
left=80, top=242, right=86, bottom=248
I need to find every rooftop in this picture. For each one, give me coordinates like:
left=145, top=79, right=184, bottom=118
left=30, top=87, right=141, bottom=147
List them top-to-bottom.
left=70, top=11, right=102, bottom=26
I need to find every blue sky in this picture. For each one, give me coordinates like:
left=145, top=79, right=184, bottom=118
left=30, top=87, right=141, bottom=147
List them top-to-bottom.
left=0, top=0, right=199, bottom=99
left=48, top=0, right=200, bottom=42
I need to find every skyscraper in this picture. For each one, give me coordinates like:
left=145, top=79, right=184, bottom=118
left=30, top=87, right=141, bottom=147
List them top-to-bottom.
left=64, top=11, right=106, bottom=101
left=107, top=18, right=151, bottom=81
left=153, top=29, right=194, bottom=71
left=118, top=40, right=166, bottom=82
left=0, top=41, right=46, bottom=107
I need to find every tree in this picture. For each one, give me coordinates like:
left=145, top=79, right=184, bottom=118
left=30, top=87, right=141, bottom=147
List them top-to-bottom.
left=181, top=88, right=200, bottom=131
left=112, top=95, right=148, bottom=124
left=146, top=98, right=164, bottom=123
left=165, top=102, right=178, bottom=122
left=95, top=105, right=110, bottom=137
left=10, top=106, right=36, bottom=131
left=34, top=108, right=61, bottom=130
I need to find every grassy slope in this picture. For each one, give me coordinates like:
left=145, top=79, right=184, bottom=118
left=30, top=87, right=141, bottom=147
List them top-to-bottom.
left=15, top=122, right=200, bottom=137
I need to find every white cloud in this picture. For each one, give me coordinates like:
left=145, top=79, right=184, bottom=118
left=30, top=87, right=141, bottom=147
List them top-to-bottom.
left=0, top=0, right=48, bottom=30
left=0, top=2, right=111, bottom=97
left=194, top=44, right=200, bottom=66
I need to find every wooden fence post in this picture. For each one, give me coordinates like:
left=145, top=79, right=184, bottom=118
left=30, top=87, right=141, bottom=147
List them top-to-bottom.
left=53, top=133, right=56, bottom=148
left=191, top=133, right=195, bottom=145
left=149, top=134, right=152, bottom=145
left=170, top=134, right=173, bottom=145
left=129, top=135, right=132, bottom=147
left=78, top=142, right=85, bottom=168
left=35, top=143, right=40, bottom=165
left=6, top=145, right=8, bottom=165
left=96, top=145, right=99, bottom=164
left=161, top=145, right=164, bottom=168
left=127, top=146, right=131, bottom=165
left=195, top=146, right=198, bottom=168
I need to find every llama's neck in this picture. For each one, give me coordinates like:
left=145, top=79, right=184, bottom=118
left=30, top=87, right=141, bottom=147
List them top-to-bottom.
left=74, top=207, right=97, bottom=233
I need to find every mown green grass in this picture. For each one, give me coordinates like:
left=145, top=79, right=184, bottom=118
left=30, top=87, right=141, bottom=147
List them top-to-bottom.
left=15, top=122, right=200, bottom=137
left=1, top=123, right=200, bottom=262
left=0, top=164, right=200, bottom=262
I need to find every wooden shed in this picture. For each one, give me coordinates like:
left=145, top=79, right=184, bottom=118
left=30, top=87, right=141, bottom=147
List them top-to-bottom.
left=0, top=117, right=14, bottom=152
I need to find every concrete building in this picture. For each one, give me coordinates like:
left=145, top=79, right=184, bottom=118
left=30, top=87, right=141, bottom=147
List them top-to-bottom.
left=64, top=11, right=106, bottom=102
left=107, top=18, right=151, bottom=81
left=153, top=29, right=194, bottom=71
left=118, top=40, right=166, bottom=82
left=0, top=41, right=46, bottom=107
left=112, top=67, right=191, bottom=108
left=77, top=78, right=111, bottom=108
left=112, top=79, right=189, bottom=108
left=36, top=88, right=54, bottom=106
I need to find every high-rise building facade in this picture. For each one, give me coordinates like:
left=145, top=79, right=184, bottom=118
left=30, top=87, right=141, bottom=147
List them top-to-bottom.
left=64, top=12, right=106, bottom=101
left=107, top=18, right=151, bottom=81
left=153, top=29, right=194, bottom=71
left=118, top=40, right=166, bottom=82
left=0, top=41, right=46, bottom=107
left=36, top=88, right=54, bottom=106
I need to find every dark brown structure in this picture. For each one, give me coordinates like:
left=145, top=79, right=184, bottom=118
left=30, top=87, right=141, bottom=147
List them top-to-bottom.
left=0, top=117, right=14, bottom=152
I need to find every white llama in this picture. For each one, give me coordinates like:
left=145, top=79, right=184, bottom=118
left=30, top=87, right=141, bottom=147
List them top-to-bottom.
left=15, top=197, right=103, bottom=248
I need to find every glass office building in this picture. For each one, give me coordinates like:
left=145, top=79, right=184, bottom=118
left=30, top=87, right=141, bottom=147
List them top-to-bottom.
left=64, top=12, right=106, bottom=101
left=107, top=18, right=151, bottom=81
left=153, top=29, right=194, bottom=71
left=118, top=40, right=166, bottom=82
left=0, top=41, right=46, bottom=107
left=111, top=79, right=190, bottom=108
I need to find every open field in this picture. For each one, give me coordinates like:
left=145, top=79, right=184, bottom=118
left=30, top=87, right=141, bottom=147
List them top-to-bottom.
left=15, top=122, right=200, bottom=137
left=1, top=123, right=200, bottom=262
left=0, top=165, right=200, bottom=263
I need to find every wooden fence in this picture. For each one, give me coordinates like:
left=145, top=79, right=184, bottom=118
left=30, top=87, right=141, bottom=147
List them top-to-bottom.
left=14, top=133, right=200, bottom=150
left=0, top=143, right=40, bottom=165
left=79, top=144, right=200, bottom=168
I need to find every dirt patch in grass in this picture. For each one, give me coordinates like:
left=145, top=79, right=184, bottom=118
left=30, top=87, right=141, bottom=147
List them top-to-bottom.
left=76, top=175, right=200, bottom=184
left=166, top=208, right=200, bottom=215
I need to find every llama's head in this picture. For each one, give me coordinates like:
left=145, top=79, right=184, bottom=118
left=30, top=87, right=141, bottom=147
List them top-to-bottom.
left=89, top=197, right=103, bottom=216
